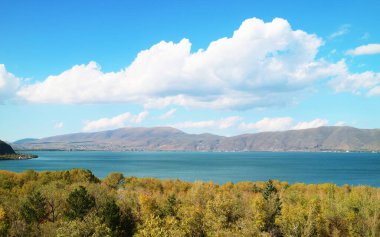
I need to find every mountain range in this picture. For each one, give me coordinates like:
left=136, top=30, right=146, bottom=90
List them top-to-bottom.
left=12, top=126, right=380, bottom=152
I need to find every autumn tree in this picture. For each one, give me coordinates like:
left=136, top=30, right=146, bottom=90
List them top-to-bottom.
left=0, top=207, right=9, bottom=237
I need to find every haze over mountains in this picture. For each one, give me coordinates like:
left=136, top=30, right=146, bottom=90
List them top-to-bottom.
left=12, top=126, right=380, bottom=152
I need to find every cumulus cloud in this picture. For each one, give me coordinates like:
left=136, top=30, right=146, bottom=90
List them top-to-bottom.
left=10, top=18, right=380, bottom=107
left=16, top=18, right=327, bottom=109
left=346, top=44, right=380, bottom=55
left=328, top=60, right=380, bottom=95
left=0, top=64, right=20, bottom=102
left=159, top=109, right=176, bottom=119
left=83, top=111, right=149, bottom=132
left=172, top=116, right=241, bottom=129
left=239, top=117, right=328, bottom=132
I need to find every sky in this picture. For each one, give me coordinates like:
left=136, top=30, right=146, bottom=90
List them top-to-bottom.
left=1, top=0, right=380, bottom=141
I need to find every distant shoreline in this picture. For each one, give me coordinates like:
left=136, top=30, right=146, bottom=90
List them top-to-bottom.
left=15, top=149, right=380, bottom=153
left=0, top=153, right=38, bottom=160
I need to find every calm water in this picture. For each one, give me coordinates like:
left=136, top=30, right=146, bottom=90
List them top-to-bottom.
left=1, top=151, right=380, bottom=186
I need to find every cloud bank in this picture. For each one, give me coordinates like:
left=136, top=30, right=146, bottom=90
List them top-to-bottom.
left=0, top=17, right=377, bottom=109
left=16, top=18, right=325, bottom=109
left=171, top=116, right=328, bottom=133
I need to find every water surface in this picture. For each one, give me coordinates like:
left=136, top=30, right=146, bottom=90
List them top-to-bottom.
left=1, top=151, right=379, bottom=186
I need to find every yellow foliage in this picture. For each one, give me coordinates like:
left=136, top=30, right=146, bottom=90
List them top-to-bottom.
left=0, top=169, right=379, bottom=236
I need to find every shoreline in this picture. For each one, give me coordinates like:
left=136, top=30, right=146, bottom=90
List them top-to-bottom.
left=15, top=148, right=380, bottom=153
left=0, top=153, right=38, bottom=160
left=0, top=168, right=378, bottom=188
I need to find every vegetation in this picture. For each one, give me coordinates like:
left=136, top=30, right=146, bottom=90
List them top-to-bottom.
left=0, top=140, right=38, bottom=160
left=0, top=153, right=38, bottom=160
left=0, top=169, right=379, bottom=236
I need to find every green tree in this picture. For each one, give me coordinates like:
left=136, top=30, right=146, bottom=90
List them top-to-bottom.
left=262, top=179, right=278, bottom=200
left=261, top=180, right=282, bottom=236
left=65, top=186, right=95, bottom=220
left=21, top=191, right=48, bottom=224
left=161, top=194, right=177, bottom=217
left=101, top=199, right=121, bottom=231
left=101, top=199, right=136, bottom=236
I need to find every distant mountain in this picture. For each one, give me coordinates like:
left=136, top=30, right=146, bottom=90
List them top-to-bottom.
left=14, top=126, right=380, bottom=152
left=220, top=126, right=380, bottom=152
left=14, top=127, right=224, bottom=151
left=13, top=138, right=38, bottom=145
left=0, top=140, right=16, bottom=155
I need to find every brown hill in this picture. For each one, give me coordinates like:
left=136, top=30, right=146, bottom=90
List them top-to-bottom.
left=14, top=126, right=380, bottom=152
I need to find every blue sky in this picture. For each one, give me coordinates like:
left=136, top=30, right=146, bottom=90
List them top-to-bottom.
left=1, top=0, right=380, bottom=141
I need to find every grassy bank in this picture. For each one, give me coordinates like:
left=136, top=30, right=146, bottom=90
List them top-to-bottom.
left=0, top=169, right=379, bottom=236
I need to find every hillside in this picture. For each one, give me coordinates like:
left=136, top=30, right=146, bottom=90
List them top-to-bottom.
left=14, top=126, right=380, bottom=152
left=219, top=126, right=380, bottom=151
left=14, top=127, right=224, bottom=151
left=12, top=138, right=38, bottom=145
left=0, top=140, right=16, bottom=155
left=0, top=140, right=38, bottom=160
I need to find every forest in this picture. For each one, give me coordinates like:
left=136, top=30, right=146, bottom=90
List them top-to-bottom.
left=0, top=169, right=379, bottom=237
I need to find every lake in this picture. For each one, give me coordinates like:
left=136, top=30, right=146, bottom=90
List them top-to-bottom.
left=1, top=151, right=380, bottom=186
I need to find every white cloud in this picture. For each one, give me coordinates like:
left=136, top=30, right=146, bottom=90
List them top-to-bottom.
left=9, top=18, right=380, bottom=107
left=16, top=18, right=326, bottom=109
left=329, top=24, right=350, bottom=39
left=346, top=44, right=380, bottom=55
left=328, top=60, right=380, bottom=95
left=0, top=64, right=20, bottom=102
left=368, top=86, right=380, bottom=96
left=159, top=109, right=176, bottom=119
left=83, top=111, right=149, bottom=132
left=135, top=111, right=149, bottom=123
left=172, top=116, right=241, bottom=130
left=239, top=117, right=328, bottom=132
left=239, top=117, right=294, bottom=132
left=292, top=118, right=328, bottom=130
left=54, top=121, right=64, bottom=129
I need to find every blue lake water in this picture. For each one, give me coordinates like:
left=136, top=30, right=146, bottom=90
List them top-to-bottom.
left=1, top=151, right=380, bottom=186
